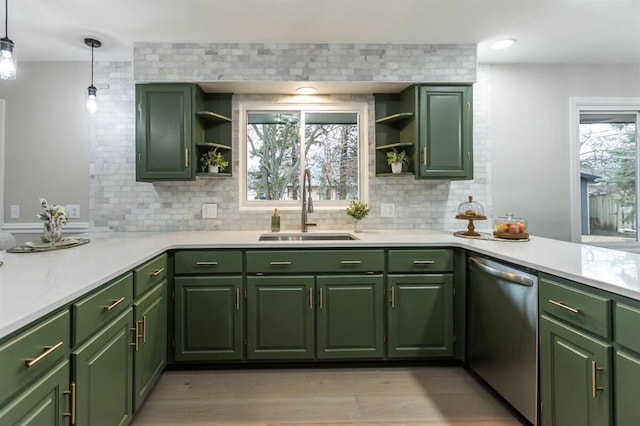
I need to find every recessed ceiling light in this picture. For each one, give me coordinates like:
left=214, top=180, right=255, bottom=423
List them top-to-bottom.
left=490, top=39, right=516, bottom=50
left=296, top=87, right=317, bottom=95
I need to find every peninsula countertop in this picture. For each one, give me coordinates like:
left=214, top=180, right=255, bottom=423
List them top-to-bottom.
left=1, top=229, right=639, bottom=339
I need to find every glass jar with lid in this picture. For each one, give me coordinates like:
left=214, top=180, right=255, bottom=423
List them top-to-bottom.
left=455, top=196, right=486, bottom=219
left=494, top=213, right=528, bottom=238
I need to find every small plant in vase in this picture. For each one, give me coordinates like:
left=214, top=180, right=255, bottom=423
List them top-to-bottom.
left=200, top=149, right=229, bottom=173
left=386, top=149, right=409, bottom=174
left=37, top=198, right=68, bottom=244
left=346, top=200, right=370, bottom=233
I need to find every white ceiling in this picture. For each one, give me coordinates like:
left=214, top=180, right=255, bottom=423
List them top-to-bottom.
left=5, top=0, right=640, bottom=64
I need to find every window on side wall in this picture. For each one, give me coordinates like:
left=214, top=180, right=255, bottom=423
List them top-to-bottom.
left=238, top=102, right=368, bottom=210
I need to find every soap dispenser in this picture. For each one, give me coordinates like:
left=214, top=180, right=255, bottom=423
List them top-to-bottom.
left=271, top=209, right=280, bottom=232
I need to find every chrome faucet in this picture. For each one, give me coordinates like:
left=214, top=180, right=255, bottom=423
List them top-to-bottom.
left=301, top=168, right=316, bottom=232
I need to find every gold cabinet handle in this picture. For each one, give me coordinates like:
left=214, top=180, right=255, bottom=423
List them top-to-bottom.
left=423, top=147, right=427, bottom=166
left=185, top=148, right=189, bottom=168
left=340, top=260, right=362, bottom=265
left=413, top=260, right=435, bottom=265
left=196, top=261, right=218, bottom=266
left=270, top=261, right=292, bottom=266
left=150, top=267, right=165, bottom=278
left=390, top=286, right=395, bottom=308
left=309, top=287, right=313, bottom=310
left=319, top=287, right=324, bottom=310
left=236, top=288, right=240, bottom=311
left=104, top=296, right=126, bottom=311
left=548, top=299, right=580, bottom=314
left=142, top=315, right=147, bottom=343
left=130, top=322, right=140, bottom=351
left=25, top=341, right=64, bottom=367
left=591, top=361, right=604, bottom=397
left=63, top=382, right=76, bottom=425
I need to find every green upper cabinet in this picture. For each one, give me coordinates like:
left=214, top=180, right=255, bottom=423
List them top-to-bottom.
left=136, top=84, right=201, bottom=181
left=135, top=85, right=233, bottom=181
left=374, top=85, right=473, bottom=180
left=417, top=86, right=473, bottom=179
left=316, top=275, right=384, bottom=360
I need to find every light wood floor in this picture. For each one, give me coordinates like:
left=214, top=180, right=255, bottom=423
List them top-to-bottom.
left=132, top=366, right=525, bottom=426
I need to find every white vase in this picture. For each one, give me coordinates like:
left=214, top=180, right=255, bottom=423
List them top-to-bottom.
left=391, top=162, right=403, bottom=174
left=208, top=165, right=219, bottom=173
left=354, top=220, right=364, bottom=233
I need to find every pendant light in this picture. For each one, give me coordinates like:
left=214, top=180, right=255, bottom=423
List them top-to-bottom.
left=0, top=0, right=16, bottom=80
left=85, top=38, right=101, bottom=113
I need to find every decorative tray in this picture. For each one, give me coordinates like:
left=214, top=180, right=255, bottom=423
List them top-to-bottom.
left=454, top=231, right=529, bottom=242
left=493, top=231, right=529, bottom=240
left=7, top=237, right=90, bottom=253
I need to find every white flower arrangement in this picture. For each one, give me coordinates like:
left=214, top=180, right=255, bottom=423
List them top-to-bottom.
left=37, top=198, right=69, bottom=226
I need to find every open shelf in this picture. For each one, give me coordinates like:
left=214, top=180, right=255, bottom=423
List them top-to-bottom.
left=196, top=111, right=232, bottom=123
left=375, top=112, right=414, bottom=125
left=196, top=142, right=232, bottom=150
left=376, top=142, right=414, bottom=151
left=196, top=172, right=232, bottom=178
left=375, top=172, right=414, bottom=177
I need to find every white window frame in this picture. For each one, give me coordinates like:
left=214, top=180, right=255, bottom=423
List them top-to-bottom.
left=569, top=96, right=640, bottom=244
left=238, top=100, right=368, bottom=211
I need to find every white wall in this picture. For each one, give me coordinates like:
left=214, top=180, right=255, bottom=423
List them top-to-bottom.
left=0, top=62, right=90, bottom=241
left=490, top=64, right=640, bottom=241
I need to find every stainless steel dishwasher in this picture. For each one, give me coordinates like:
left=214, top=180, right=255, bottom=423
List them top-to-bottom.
left=467, top=255, right=538, bottom=425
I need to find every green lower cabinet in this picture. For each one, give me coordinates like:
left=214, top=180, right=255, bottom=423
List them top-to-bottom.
left=387, top=274, right=454, bottom=358
left=316, top=275, right=384, bottom=360
left=174, top=276, right=243, bottom=362
left=247, top=276, right=315, bottom=361
left=133, top=283, right=167, bottom=412
left=73, top=308, right=134, bottom=426
left=540, top=315, right=612, bottom=426
left=614, top=350, right=640, bottom=426
left=0, top=360, right=70, bottom=425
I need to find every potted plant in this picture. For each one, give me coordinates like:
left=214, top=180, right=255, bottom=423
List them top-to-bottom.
left=200, top=149, right=229, bottom=173
left=386, top=149, right=409, bottom=174
left=346, top=200, right=370, bottom=232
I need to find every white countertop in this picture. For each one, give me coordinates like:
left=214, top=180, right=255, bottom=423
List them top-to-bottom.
left=1, top=229, right=639, bottom=340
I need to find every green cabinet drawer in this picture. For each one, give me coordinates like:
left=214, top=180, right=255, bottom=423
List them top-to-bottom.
left=387, top=249, right=453, bottom=273
left=174, top=250, right=243, bottom=275
left=246, top=250, right=384, bottom=274
left=134, top=253, right=167, bottom=298
left=72, top=273, right=133, bottom=346
left=539, top=275, right=611, bottom=339
left=616, top=303, right=640, bottom=354
left=0, top=309, right=70, bottom=405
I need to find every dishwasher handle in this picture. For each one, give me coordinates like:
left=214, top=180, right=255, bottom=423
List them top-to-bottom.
left=469, top=256, right=534, bottom=287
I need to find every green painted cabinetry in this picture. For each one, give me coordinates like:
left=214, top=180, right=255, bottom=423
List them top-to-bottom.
left=136, top=84, right=200, bottom=181
left=136, top=84, right=233, bottom=181
left=374, top=85, right=473, bottom=179
left=417, top=86, right=472, bottom=179
left=173, top=250, right=244, bottom=362
left=316, top=275, right=384, bottom=359
left=174, top=276, right=243, bottom=361
left=246, top=276, right=315, bottom=360
left=133, top=283, right=167, bottom=411
left=614, top=303, right=640, bottom=426
left=72, top=308, right=135, bottom=426
left=540, top=315, right=612, bottom=426
left=0, top=360, right=71, bottom=425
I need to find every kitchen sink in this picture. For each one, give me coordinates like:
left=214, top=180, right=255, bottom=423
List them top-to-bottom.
left=259, top=232, right=358, bottom=241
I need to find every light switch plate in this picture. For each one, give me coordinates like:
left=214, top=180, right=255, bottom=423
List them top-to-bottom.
left=202, top=203, right=218, bottom=219
left=381, top=203, right=395, bottom=218
left=66, top=204, right=80, bottom=219
left=10, top=205, right=19, bottom=219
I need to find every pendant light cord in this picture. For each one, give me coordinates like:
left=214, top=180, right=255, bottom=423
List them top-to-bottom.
left=4, top=0, right=8, bottom=38
left=90, top=44, right=94, bottom=86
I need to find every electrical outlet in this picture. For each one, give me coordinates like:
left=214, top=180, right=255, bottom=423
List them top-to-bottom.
left=202, top=203, right=218, bottom=219
left=381, top=203, right=395, bottom=218
left=66, top=204, right=80, bottom=219
left=10, top=205, right=20, bottom=219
